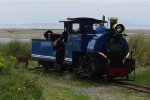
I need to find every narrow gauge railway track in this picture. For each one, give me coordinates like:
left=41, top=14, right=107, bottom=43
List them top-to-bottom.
left=111, top=81, right=150, bottom=94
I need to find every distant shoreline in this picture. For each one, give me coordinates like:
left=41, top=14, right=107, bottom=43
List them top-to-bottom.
left=0, top=23, right=149, bottom=30
left=0, top=28, right=150, bottom=30
left=0, top=28, right=150, bottom=35
left=0, top=28, right=149, bottom=40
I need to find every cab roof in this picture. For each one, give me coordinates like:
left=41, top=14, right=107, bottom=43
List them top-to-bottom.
left=59, top=17, right=107, bottom=23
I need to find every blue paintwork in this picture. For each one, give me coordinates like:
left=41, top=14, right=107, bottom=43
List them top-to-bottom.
left=95, top=25, right=107, bottom=34
left=32, top=31, right=129, bottom=62
left=87, top=33, right=129, bottom=53
left=65, top=34, right=93, bottom=58
left=32, top=39, right=56, bottom=60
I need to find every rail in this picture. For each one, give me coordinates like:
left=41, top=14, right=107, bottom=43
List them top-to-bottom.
left=112, top=81, right=150, bottom=94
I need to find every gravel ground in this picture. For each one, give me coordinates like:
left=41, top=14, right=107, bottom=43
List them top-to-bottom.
left=36, top=71, right=150, bottom=100
left=72, top=86, right=150, bottom=100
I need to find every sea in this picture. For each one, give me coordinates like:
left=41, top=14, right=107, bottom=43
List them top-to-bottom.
left=0, top=23, right=64, bottom=29
left=0, top=38, right=30, bottom=43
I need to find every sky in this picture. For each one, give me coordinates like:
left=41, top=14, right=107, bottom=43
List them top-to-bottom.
left=0, top=0, right=150, bottom=27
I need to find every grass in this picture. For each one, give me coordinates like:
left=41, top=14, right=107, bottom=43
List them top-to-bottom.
left=124, top=35, right=150, bottom=88
left=127, top=35, right=150, bottom=87
left=128, top=35, right=150, bottom=66
left=0, top=40, right=31, bottom=58
left=0, top=41, right=91, bottom=100
left=0, top=41, right=41, bottom=100
left=0, top=57, right=42, bottom=100
left=0, top=58, right=91, bottom=100
left=128, top=67, right=150, bottom=87
left=122, top=89, right=150, bottom=100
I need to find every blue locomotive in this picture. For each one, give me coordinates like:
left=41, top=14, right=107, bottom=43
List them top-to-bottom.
left=32, top=16, right=135, bottom=79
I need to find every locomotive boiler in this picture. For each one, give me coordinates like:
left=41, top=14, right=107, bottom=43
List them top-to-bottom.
left=32, top=16, right=135, bottom=79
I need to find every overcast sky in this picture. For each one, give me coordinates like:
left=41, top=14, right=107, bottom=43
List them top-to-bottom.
left=0, top=0, right=149, bottom=26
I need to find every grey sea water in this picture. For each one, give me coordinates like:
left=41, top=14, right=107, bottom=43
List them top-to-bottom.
left=0, top=38, right=30, bottom=43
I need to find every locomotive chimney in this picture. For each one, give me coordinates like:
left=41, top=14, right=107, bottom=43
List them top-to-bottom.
left=109, top=17, right=118, bottom=30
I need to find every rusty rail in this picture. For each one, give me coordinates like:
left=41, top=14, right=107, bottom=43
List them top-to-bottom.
left=113, top=81, right=150, bottom=94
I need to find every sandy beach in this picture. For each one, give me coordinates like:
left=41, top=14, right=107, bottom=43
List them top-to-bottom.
left=0, top=28, right=149, bottom=41
left=0, top=29, right=63, bottom=39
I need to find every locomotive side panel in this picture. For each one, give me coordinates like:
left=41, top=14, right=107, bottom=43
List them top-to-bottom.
left=65, top=34, right=93, bottom=57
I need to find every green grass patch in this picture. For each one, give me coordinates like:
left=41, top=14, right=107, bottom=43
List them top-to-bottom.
left=125, top=35, right=150, bottom=87
left=128, top=35, right=150, bottom=66
left=0, top=41, right=31, bottom=58
left=0, top=41, right=91, bottom=100
left=0, top=57, right=42, bottom=100
left=129, top=67, right=150, bottom=87
left=122, top=88, right=150, bottom=100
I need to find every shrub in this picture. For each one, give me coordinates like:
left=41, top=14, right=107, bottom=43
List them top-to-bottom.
left=128, top=35, right=150, bottom=66
left=0, top=41, right=31, bottom=58
left=0, top=41, right=42, bottom=99
left=0, top=57, right=5, bottom=70
left=0, top=57, right=42, bottom=100
left=0, top=71, right=42, bottom=100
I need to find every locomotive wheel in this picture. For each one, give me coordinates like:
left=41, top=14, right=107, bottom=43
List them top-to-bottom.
left=87, top=57, right=106, bottom=78
left=87, top=61, right=102, bottom=79
left=88, top=70, right=96, bottom=78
